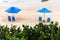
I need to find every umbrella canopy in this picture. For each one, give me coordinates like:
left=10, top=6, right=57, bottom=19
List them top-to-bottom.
left=5, top=7, right=21, bottom=14
left=37, top=8, right=51, bottom=13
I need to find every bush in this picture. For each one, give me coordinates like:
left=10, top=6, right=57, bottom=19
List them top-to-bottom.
left=0, top=21, right=60, bottom=40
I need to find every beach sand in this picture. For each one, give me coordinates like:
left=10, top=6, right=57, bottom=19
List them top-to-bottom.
left=0, top=0, right=60, bottom=29
left=0, top=6, right=60, bottom=26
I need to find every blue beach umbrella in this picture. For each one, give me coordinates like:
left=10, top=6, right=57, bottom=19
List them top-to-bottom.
left=5, top=7, right=21, bottom=14
left=5, top=7, right=21, bottom=22
left=37, top=8, right=52, bottom=20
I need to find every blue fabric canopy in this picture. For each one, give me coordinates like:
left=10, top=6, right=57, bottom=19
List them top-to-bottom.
left=5, top=7, right=21, bottom=14
left=37, top=8, right=51, bottom=13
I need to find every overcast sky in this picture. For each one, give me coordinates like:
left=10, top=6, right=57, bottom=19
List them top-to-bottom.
left=0, top=0, right=60, bottom=8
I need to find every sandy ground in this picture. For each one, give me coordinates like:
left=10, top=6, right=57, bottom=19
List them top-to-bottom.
left=0, top=0, right=60, bottom=29
left=0, top=6, right=60, bottom=27
left=0, top=6, right=40, bottom=27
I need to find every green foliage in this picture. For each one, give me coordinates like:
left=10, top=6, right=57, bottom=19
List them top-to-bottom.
left=0, top=21, right=60, bottom=40
left=10, top=37, right=19, bottom=40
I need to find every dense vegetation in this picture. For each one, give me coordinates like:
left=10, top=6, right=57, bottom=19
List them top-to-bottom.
left=0, top=21, right=60, bottom=40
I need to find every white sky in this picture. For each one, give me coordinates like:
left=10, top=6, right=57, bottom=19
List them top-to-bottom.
left=0, top=0, right=60, bottom=8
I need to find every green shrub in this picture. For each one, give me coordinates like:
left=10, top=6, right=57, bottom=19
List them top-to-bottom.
left=0, top=21, right=60, bottom=40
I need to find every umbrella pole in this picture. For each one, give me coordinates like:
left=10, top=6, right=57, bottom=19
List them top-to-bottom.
left=43, top=13, right=45, bottom=23
left=44, top=13, right=45, bottom=21
left=10, top=14, right=13, bottom=26
left=12, top=14, right=14, bottom=17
